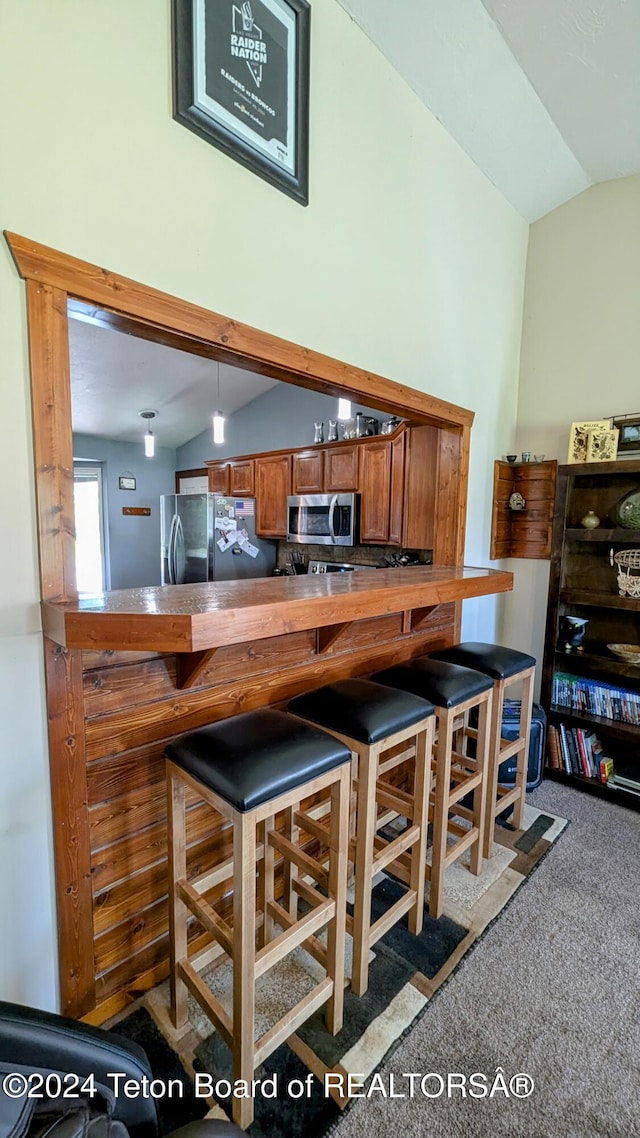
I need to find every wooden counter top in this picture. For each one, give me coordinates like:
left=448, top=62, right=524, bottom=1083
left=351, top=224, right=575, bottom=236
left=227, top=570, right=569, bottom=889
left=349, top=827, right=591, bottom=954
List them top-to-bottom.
left=42, top=565, right=512, bottom=655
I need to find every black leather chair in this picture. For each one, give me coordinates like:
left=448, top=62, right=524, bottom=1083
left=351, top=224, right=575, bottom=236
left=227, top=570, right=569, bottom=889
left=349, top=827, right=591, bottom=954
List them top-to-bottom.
left=0, top=1001, right=243, bottom=1138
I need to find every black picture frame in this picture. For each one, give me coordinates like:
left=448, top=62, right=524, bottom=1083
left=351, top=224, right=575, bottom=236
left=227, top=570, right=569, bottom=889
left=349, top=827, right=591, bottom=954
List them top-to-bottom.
left=172, top=0, right=310, bottom=205
left=612, top=414, right=640, bottom=457
left=118, top=475, right=136, bottom=490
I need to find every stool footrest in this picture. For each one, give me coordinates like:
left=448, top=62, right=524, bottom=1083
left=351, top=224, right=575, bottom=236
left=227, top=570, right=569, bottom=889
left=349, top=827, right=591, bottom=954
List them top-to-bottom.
left=498, top=737, right=523, bottom=762
left=447, top=770, right=482, bottom=805
left=374, top=781, right=415, bottom=816
left=494, top=783, right=521, bottom=812
left=293, top=810, right=331, bottom=846
left=372, top=824, right=420, bottom=875
left=443, top=825, right=478, bottom=868
left=268, top=829, right=329, bottom=886
left=177, top=880, right=233, bottom=957
left=369, top=890, right=416, bottom=947
left=255, top=898, right=335, bottom=979
left=267, top=898, right=327, bottom=970
left=177, top=958, right=233, bottom=1048
left=253, top=978, right=333, bottom=1067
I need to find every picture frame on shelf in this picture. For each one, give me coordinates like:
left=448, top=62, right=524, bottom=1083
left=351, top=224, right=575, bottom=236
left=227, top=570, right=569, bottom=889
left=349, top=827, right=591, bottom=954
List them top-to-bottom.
left=172, top=0, right=310, bottom=205
left=611, top=413, right=640, bottom=458
left=566, top=419, right=610, bottom=464
left=585, top=427, right=619, bottom=463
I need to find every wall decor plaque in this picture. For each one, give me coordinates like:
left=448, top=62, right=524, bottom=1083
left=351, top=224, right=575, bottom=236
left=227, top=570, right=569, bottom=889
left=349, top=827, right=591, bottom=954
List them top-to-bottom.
left=173, top=0, right=310, bottom=204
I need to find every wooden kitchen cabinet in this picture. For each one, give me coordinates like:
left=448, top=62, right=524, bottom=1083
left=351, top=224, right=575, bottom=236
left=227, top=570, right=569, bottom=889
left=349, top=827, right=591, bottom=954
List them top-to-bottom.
left=401, top=425, right=438, bottom=549
left=388, top=431, right=406, bottom=545
left=360, top=440, right=391, bottom=543
left=324, top=444, right=360, bottom=491
left=292, top=450, right=323, bottom=494
left=255, top=454, right=291, bottom=537
left=228, top=458, right=255, bottom=497
left=207, top=461, right=229, bottom=494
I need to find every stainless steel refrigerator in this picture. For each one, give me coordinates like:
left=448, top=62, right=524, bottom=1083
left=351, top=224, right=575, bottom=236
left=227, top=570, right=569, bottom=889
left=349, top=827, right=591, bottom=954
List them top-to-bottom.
left=160, top=494, right=276, bottom=584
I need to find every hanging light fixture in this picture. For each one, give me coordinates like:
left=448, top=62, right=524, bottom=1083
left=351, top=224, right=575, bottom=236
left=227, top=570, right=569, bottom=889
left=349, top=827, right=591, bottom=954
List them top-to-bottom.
left=213, top=363, right=225, bottom=445
left=337, top=397, right=352, bottom=420
left=138, top=409, right=157, bottom=458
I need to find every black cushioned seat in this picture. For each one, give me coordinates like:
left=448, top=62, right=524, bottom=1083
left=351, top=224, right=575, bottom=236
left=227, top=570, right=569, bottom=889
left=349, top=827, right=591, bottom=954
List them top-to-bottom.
left=430, top=641, right=536, bottom=681
left=372, top=658, right=493, bottom=710
left=288, top=678, right=434, bottom=744
left=165, top=709, right=350, bottom=813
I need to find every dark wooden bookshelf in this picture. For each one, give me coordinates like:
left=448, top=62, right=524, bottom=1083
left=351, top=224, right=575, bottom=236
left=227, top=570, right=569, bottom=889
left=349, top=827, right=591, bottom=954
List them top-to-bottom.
left=541, top=459, right=640, bottom=804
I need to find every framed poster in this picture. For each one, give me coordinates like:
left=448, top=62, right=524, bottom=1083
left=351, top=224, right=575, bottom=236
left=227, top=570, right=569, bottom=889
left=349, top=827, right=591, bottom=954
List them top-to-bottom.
left=173, top=0, right=310, bottom=205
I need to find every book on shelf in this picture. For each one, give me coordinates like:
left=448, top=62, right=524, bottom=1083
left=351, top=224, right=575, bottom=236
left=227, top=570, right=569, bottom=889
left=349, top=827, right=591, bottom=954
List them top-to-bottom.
left=552, top=672, right=640, bottom=726
left=547, top=721, right=613, bottom=782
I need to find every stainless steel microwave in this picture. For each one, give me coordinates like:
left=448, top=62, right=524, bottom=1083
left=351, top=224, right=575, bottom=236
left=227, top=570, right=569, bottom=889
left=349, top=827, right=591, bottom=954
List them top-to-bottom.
left=287, top=493, right=358, bottom=546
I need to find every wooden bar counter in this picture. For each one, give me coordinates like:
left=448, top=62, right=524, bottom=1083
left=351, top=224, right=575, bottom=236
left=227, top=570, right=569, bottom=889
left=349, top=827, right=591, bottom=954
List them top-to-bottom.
left=42, top=564, right=511, bottom=1023
left=42, top=565, right=512, bottom=655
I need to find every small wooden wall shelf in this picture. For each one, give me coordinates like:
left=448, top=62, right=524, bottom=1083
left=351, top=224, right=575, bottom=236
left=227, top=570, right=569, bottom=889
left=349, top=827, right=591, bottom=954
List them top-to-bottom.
left=490, top=460, right=557, bottom=560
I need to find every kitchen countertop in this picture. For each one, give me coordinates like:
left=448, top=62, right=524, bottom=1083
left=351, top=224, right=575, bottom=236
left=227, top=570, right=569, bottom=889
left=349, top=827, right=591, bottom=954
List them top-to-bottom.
left=41, top=565, right=513, bottom=654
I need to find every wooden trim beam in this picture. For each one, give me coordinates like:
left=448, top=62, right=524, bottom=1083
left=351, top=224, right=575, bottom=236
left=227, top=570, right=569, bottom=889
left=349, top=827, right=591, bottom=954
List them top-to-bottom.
left=6, top=232, right=474, bottom=430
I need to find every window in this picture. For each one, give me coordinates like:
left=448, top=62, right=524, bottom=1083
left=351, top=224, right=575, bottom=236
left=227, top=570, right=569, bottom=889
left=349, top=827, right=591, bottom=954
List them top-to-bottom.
left=73, top=464, right=108, bottom=593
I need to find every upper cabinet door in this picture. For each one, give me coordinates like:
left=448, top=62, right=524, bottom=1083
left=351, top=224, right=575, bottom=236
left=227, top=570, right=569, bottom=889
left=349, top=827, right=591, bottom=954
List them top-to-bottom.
left=388, top=431, right=406, bottom=546
left=360, top=440, right=391, bottom=543
left=324, top=445, right=360, bottom=491
left=292, top=450, right=323, bottom=494
left=255, top=454, right=292, bottom=537
left=228, top=458, right=255, bottom=497
left=207, top=461, right=229, bottom=494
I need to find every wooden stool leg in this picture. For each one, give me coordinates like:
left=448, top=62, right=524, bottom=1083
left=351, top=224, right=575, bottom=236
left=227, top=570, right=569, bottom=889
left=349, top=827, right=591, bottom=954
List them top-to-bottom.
left=512, top=668, right=535, bottom=831
left=483, top=678, right=506, bottom=859
left=470, top=692, right=491, bottom=876
left=430, top=709, right=453, bottom=920
left=408, top=723, right=431, bottom=935
left=352, top=743, right=377, bottom=997
left=325, top=765, right=349, bottom=1033
left=167, top=768, right=188, bottom=1029
left=282, top=806, right=298, bottom=920
left=232, top=812, right=257, bottom=1131
left=259, top=815, right=275, bottom=949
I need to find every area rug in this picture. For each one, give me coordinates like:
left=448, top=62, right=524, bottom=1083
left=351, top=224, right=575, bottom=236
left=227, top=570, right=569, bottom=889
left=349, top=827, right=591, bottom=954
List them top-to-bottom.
left=108, top=804, right=568, bottom=1137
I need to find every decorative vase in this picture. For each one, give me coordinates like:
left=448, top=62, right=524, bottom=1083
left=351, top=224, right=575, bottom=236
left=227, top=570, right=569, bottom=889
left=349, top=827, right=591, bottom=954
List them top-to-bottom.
left=327, top=419, right=338, bottom=442
left=313, top=422, right=324, bottom=444
left=613, top=489, right=640, bottom=529
left=580, top=511, right=600, bottom=529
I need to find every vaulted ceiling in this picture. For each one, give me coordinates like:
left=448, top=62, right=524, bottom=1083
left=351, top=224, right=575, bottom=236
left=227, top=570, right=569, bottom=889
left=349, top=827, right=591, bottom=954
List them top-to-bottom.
left=337, top=0, right=640, bottom=221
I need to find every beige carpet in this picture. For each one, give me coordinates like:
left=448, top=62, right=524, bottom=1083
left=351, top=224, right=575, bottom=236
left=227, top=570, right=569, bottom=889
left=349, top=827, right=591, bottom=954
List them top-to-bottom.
left=332, top=782, right=640, bottom=1138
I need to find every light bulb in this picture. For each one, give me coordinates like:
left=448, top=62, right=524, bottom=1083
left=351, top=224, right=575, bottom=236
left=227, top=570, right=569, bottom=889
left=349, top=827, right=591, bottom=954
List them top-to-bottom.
left=337, top=398, right=351, bottom=420
left=213, top=411, right=225, bottom=445
left=144, top=430, right=155, bottom=458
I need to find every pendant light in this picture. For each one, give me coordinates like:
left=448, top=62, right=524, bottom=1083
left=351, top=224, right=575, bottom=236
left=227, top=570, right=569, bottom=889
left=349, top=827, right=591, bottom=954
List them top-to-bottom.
left=213, top=363, right=225, bottom=445
left=337, top=398, right=351, bottom=420
left=138, top=409, right=157, bottom=457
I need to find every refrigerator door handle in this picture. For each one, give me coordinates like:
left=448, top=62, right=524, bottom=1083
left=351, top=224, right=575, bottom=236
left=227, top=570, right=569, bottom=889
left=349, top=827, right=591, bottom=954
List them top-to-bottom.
left=329, top=494, right=339, bottom=544
left=167, top=513, right=178, bottom=584
left=174, top=514, right=186, bottom=584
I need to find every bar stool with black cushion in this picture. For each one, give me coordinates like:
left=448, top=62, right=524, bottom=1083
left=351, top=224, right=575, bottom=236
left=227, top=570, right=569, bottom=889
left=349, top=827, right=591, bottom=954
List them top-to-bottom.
left=430, top=643, right=535, bottom=856
left=371, top=659, right=493, bottom=920
left=287, top=678, right=434, bottom=997
left=165, top=708, right=351, bottom=1131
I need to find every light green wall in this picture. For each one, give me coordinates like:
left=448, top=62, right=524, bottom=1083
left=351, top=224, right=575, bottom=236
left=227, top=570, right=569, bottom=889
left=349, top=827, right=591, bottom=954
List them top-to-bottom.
left=0, top=0, right=528, bottom=1007
left=503, top=176, right=640, bottom=688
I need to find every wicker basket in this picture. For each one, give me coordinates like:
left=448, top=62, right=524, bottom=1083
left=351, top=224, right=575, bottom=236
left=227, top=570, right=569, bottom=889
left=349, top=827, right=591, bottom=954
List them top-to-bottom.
left=611, top=548, right=640, bottom=598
